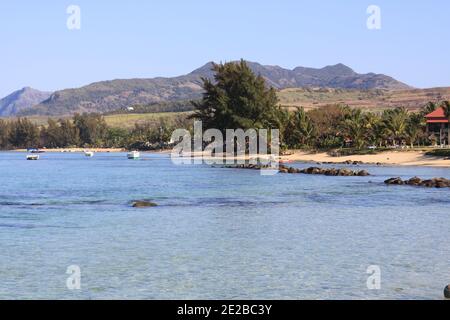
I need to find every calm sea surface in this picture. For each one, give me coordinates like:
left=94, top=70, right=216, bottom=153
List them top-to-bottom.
left=0, top=152, right=449, bottom=299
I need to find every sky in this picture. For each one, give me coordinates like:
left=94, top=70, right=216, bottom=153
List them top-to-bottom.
left=0, top=0, right=449, bottom=97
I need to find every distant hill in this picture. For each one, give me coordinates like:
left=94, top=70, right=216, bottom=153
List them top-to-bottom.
left=19, top=61, right=411, bottom=116
left=0, top=87, right=51, bottom=116
left=278, top=87, right=450, bottom=112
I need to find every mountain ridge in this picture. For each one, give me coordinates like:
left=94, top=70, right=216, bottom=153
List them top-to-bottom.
left=5, top=61, right=412, bottom=116
left=0, top=87, right=52, bottom=117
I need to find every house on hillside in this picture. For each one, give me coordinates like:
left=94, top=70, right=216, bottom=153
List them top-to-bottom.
left=425, top=107, right=449, bottom=145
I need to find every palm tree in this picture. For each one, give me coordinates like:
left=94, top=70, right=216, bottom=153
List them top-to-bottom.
left=441, top=101, right=450, bottom=146
left=284, top=107, right=315, bottom=148
left=383, top=107, right=408, bottom=147
left=342, top=109, right=367, bottom=150
left=406, top=113, right=425, bottom=148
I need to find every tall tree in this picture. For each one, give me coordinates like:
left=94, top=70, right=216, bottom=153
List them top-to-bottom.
left=191, top=60, right=280, bottom=131
left=284, top=107, right=315, bottom=148
left=382, top=107, right=408, bottom=146
left=342, top=109, right=368, bottom=149
left=73, top=113, right=108, bottom=147
left=406, top=113, right=425, bottom=148
left=8, top=118, right=40, bottom=149
left=0, top=119, right=10, bottom=149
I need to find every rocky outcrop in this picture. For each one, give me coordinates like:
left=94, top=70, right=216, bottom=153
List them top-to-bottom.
left=223, top=164, right=370, bottom=177
left=297, top=167, right=369, bottom=176
left=384, top=177, right=450, bottom=188
left=131, top=200, right=158, bottom=208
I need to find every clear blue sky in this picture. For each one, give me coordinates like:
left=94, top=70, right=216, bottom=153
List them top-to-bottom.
left=0, top=0, right=449, bottom=97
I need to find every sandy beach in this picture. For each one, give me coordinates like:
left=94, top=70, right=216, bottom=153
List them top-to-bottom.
left=281, top=150, right=450, bottom=167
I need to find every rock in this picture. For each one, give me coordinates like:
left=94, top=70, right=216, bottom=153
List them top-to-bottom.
left=376, top=162, right=382, bottom=166
left=279, top=167, right=289, bottom=173
left=288, top=167, right=297, bottom=174
left=300, top=167, right=323, bottom=175
left=324, top=168, right=338, bottom=176
left=338, top=168, right=353, bottom=176
left=357, top=170, right=370, bottom=176
left=407, top=176, right=422, bottom=186
left=385, top=177, right=404, bottom=185
left=434, top=178, right=450, bottom=188
left=420, top=179, right=436, bottom=188
left=132, top=200, right=158, bottom=208
left=445, top=285, right=450, bottom=299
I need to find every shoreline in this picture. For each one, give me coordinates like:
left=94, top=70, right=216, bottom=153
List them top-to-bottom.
left=7, top=148, right=450, bottom=167
left=281, top=150, right=450, bottom=168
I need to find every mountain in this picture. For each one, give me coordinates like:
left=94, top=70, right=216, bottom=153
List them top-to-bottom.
left=21, top=61, right=411, bottom=116
left=0, top=87, right=52, bottom=117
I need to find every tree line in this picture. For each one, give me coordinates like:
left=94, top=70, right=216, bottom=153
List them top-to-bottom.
left=191, top=60, right=450, bottom=151
left=1, top=61, right=449, bottom=151
left=0, top=113, right=191, bottom=150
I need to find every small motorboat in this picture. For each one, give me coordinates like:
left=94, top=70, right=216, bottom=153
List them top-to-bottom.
left=27, top=148, right=44, bottom=154
left=84, top=151, right=94, bottom=157
left=127, top=151, right=140, bottom=159
left=26, top=155, right=39, bottom=160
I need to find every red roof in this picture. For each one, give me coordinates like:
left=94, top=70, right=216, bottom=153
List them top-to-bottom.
left=425, top=107, right=449, bottom=123
left=425, top=107, right=446, bottom=118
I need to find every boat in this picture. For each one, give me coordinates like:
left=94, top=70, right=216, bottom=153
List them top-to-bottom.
left=27, top=148, right=44, bottom=154
left=84, top=151, right=94, bottom=157
left=127, top=151, right=140, bottom=159
left=26, top=155, right=39, bottom=160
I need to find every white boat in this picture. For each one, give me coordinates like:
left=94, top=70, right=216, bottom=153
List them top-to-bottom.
left=84, top=151, right=94, bottom=157
left=127, top=151, right=140, bottom=159
left=26, top=155, right=39, bottom=160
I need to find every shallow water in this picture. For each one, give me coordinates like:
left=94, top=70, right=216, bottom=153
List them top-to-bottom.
left=0, top=152, right=449, bottom=299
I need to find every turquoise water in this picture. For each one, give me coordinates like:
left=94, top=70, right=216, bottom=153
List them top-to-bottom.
left=0, top=152, right=449, bottom=300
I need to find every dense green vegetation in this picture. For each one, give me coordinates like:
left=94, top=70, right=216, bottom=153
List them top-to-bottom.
left=1, top=61, right=448, bottom=152
left=191, top=61, right=446, bottom=151
left=0, top=113, right=191, bottom=150
left=425, top=149, right=450, bottom=157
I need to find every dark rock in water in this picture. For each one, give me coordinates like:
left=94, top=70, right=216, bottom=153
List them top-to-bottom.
left=376, top=162, right=382, bottom=166
left=296, top=166, right=370, bottom=177
left=279, top=167, right=289, bottom=173
left=288, top=167, right=297, bottom=174
left=324, top=168, right=338, bottom=176
left=338, top=168, right=353, bottom=176
left=357, top=170, right=370, bottom=176
left=386, top=176, right=450, bottom=188
left=407, top=176, right=422, bottom=186
left=385, top=177, right=404, bottom=185
left=433, top=178, right=450, bottom=188
left=420, top=179, right=435, bottom=188
left=132, top=201, right=157, bottom=208
left=445, top=285, right=450, bottom=299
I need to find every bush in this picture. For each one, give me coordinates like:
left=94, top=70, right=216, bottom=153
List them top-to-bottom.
left=328, top=148, right=386, bottom=157
left=425, top=149, right=450, bottom=157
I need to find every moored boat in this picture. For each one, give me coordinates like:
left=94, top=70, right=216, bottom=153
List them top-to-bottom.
left=84, top=151, right=94, bottom=157
left=127, top=151, right=140, bottom=159
left=26, top=155, right=39, bottom=160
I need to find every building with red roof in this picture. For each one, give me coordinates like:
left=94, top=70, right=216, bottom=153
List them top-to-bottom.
left=425, top=107, right=449, bottom=145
